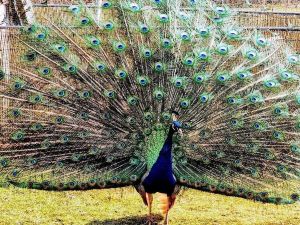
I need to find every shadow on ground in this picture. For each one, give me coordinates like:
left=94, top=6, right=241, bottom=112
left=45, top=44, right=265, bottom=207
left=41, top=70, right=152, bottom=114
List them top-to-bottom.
left=87, top=214, right=164, bottom=225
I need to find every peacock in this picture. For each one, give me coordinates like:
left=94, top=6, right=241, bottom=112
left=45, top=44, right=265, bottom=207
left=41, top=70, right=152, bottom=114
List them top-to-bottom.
left=0, top=0, right=300, bottom=224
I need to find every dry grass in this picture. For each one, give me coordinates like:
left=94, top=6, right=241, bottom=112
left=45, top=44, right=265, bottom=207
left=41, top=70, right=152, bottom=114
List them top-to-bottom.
left=0, top=186, right=299, bottom=225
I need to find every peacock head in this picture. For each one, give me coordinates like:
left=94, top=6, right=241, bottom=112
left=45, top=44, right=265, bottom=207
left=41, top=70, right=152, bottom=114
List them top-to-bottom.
left=171, top=110, right=179, bottom=121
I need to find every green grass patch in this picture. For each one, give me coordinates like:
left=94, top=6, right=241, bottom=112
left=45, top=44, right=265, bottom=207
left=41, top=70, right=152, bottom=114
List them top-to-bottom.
left=0, top=186, right=299, bottom=225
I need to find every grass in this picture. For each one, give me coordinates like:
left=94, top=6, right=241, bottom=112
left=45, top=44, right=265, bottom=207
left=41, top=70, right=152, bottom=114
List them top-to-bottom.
left=0, top=186, right=299, bottom=225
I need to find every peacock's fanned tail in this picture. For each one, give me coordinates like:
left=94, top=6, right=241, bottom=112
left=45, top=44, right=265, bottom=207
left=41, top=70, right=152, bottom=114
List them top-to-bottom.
left=0, top=0, right=299, bottom=204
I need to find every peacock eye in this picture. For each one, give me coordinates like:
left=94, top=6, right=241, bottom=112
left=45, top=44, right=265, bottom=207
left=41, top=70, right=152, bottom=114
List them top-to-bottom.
left=102, top=1, right=112, bottom=9
left=130, top=3, right=140, bottom=12
left=69, top=5, right=80, bottom=14
left=216, top=6, right=225, bottom=14
left=178, top=11, right=189, bottom=20
left=158, top=14, right=169, bottom=23
left=213, top=17, right=223, bottom=24
left=81, top=18, right=89, bottom=25
left=104, top=22, right=114, bottom=30
left=140, top=24, right=150, bottom=34
left=27, top=26, right=34, bottom=32
left=199, top=28, right=209, bottom=37
left=230, top=30, right=237, bottom=35
left=180, top=32, right=190, bottom=41
left=37, top=33, right=46, bottom=40
left=257, top=37, right=266, bottom=44
left=92, top=38, right=100, bottom=45
left=163, top=39, right=170, bottom=46
left=113, top=41, right=126, bottom=52
left=56, top=45, right=66, bottom=53
left=220, top=47, right=227, bottom=52
left=143, top=49, right=152, bottom=57
left=246, top=50, right=257, bottom=60
left=25, top=52, right=37, bottom=61
left=199, top=52, right=208, bottom=59
left=287, top=55, right=299, bottom=64
left=186, top=58, right=193, bottom=65
left=154, top=62, right=163, bottom=71
left=98, top=64, right=104, bottom=70
left=68, top=65, right=77, bottom=73
left=42, top=68, right=50, bottom=74
left=115, top=70, right=127, bottom=79
left=282, top=72, right=291, bottom=78
left=219, top=76, right=225, bottom=81
left=140, top=79, right=146, bottom=84
left=14, top=83, right=21, bottom=89
left=58, top=90, right=65, bottom=96
left=154, top=90, right=164, bottom=100
left=83, top=91, right=90, bottom=97
left=127, top=96, right=139, bottom=106
left=201, top=96, right=207, bottom=102
left=297, top=96, right=300, bottom=104
left=227, top=97, right=235, bottom=103
left=179, top=99, right=190, bottom=109
left=274, top=108, right=281, bottom=114
left=12, top=110, right=20, bottom=116
left=103, top=112, right=112, bottom=120
left=231, top=119, right=237, bottom=125
left=291, top=145, right=297, bottom=151
left=0, top=159, right=8, bottom=167
left=30, top=159, right=37, bottom=165
left=277, top=165, right=285, bottom=172
left=12, top=169, right=19, bottom=177
left=291, top=193, right=299, bottom=201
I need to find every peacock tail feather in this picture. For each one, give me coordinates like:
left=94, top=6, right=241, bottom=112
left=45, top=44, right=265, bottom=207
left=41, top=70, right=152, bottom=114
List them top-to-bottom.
left=0, top=0, right=299, bottom=204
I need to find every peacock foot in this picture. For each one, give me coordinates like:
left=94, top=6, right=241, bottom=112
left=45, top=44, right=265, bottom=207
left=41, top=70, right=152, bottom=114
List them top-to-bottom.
left=145, top=215, right=154, bottom=225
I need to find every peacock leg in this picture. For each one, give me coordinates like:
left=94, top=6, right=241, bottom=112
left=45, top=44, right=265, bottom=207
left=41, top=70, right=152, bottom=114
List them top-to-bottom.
left=146, top=192, right=153, bottom=224
left=162, top=194, right=176, bottom=225
left=169, top=194, right=176, bottom=210
left=161, top=196, right=171, bottom=225
left=163, top=206, right=169, bottom=225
